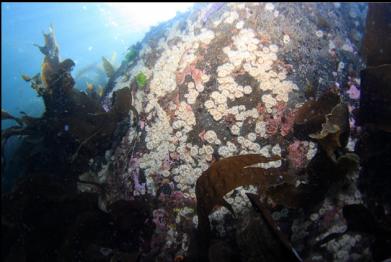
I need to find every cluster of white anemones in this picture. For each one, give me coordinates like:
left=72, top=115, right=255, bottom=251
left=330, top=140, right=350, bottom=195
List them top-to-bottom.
left=223, top=10, right=239, bottom=24
left=135, top=17, right=301, bottom=201
left=137, top=23, right=218, bottom=195
left=145, top=25, right=215, bottom=110
left=204, top=27, right=298, bottom=121
left=184, top=73, right=210, bottom=104
left=172, top=102, right=196, bottom=132
left=225, top=106, right=260, bottom=135
left=139, top=108, right=173, bottom=195
left=254, top=120, right=268, bottom=138
left=204, top=130, right=222, bottom=145
left=217, top=141, right=238, bottom=158
left=199, top=144, right=215, bottom=162
left=172, top=163, right=201, bottom=192
left=209, top=184, right=258, bottom=236
left=224, top=185, right=258, bottom=213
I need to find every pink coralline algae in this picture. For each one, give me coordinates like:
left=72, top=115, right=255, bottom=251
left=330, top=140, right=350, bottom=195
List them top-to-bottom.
left=176, top=62, right=204, bottom=88
left=346, top=85, right=360, bottom=100
left=266, top=102, right=296, bottom=136
left=280, top=109, right=296, bottom=136
left=266, top=117, right=280, bottom=135
left=139, top=120, right=145, bottom=130
left=198, top=129, right=207, bottom=142
left=287, top=140, right=308, bottom=169
left=321, top=207, right=342, bottom=228
left=153, top=209, right=167, bottom=231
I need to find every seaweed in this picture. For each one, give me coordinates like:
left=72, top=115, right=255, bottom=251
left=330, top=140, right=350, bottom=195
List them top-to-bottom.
left=1, top=25, right=137, bottom=177
left=125, top=46, right=138, bottom=63
left=102, top=56, right=115, bottom=78
left=135, top=72, right=147, bottom=88
left=293, top=91, right=340, bottom=140
left=309, top=103, right=350, bottom=161
left=1, top=109, right=23, bottom=126
left=194, top=154, right=298, bottom=258
left=1, top=175, right=154, bottom=261
left=244, top=193, right=303, bottom=262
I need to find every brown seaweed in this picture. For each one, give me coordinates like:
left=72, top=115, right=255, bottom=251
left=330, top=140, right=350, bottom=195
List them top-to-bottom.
left=1, top=25, right=137, bottom=177
left=102, top=56, right=115, bottom=78
left=21, top=74, right=32, bottom=81
left=293, top=91, right=340, bottom=140
left=309, top=103, right=350, bottom=160
left=1, top=109, right=23, bottom=126
left=194, top=154, right=299, bottom=254
left=244, top=193, right=303, bottom=262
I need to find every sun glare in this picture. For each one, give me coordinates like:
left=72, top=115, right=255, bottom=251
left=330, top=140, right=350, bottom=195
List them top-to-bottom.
left=103, top=3, right=194, bottom=32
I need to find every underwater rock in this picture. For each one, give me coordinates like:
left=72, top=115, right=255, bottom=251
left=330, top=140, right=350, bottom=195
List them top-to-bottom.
left=3, top=2, right=373, bottom=261
left=98, top=3, right=369, bottom=260
left=361, top=3, right=391, bottom=67
left=356, top=5, right=391, bottom=233
left=359, top=65, right=391, bottom=132
left=287, top=140, right=308, bottom=169
left=1, top=174, right=154, bottom=262
left=240, top=193, right=302, bottom=262
left=343, top=204, right=391, bottom=261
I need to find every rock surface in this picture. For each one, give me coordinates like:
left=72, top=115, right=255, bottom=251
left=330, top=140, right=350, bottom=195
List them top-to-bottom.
left=88, top=3, right=369, bottom=261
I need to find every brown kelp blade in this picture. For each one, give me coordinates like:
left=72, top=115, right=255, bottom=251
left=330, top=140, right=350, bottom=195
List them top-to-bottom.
left=102, top=56, right=115, bottom=78
left=294, top=91, right=340, bottom=140
left=309, top=103, right=350, bottom=160
left=1, top=109, right=23, bottom=126
left=194, top=154, right=291, bottom=262
left=194, top=154, right=299, bottom=245
left=196, top=154, right=282, bottom=218
left=246, top=193, right=303, bottom=262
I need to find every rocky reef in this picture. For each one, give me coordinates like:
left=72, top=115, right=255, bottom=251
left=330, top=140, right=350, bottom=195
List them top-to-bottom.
left=3, top=2, right=391, bottom=262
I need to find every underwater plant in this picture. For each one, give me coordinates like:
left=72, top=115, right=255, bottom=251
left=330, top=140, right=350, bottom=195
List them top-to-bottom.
left=1, top=25, right=138, bottom=176
left=125, top=46, right=137, bottom=62
left=102, top=56, right=115, bottom=78
left=135, top=72, right=147, bottom=88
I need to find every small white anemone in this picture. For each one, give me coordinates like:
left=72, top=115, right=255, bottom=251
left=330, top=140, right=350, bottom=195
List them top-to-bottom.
left=243, top=85, right=253, bottom=94
left=204, top=100, right=215, bottom=109
left=230, top=124, right=241, bottom=135
left=204, top=130, right=218, bottom=144
left=247, top=132, right=257, bottom=142
left=218, top=145, right=230, bottom=157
